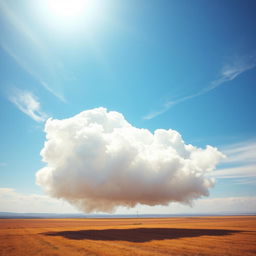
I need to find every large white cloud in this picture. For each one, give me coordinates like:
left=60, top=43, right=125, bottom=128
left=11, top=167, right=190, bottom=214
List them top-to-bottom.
left=36, top=108, right=224, bottom=213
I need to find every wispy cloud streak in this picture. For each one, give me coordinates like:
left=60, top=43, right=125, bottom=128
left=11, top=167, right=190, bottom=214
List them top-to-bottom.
left=0, top=1, right=66, bottom=102
left=144, top=56, right=256, bottom=120
left=9, top=89, right=48, bottom=122
left=209, top=140, right=256, bottom=182
left=221, top=140, right=256, bottom=165
left=211, top=165, right=256, bottom=179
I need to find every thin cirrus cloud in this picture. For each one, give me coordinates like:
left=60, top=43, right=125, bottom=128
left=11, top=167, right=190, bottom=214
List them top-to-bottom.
left=0, top=0, right=66, bottom=102
left=144, top=56, right=256, bottom=120
left=9, top=89, right=48, bottom=122
left=209, top=140, right=256, bottom=183
left=221, top=140, right=256, bottom=165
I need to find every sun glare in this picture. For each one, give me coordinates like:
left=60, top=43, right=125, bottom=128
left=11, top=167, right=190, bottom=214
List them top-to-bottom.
left=36, top=0, right=106, bottom=33
left=47, top=0, right=87, bottom=19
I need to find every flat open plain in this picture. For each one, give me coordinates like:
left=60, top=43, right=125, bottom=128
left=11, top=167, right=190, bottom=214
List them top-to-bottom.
left=0, top=216, right=255, bottom=256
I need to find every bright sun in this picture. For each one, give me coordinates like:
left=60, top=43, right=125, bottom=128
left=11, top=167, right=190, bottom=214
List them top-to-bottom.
left=37, top=0, right=105, bottom=32
left=47, top=0, right=87, bottom=19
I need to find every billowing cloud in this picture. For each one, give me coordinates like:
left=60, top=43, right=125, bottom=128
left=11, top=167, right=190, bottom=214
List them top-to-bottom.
left=36, top=108, right=224, bottom=213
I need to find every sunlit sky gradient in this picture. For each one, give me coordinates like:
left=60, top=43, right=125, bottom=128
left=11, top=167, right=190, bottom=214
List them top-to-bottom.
left=0, top=0, right=256, bottom=214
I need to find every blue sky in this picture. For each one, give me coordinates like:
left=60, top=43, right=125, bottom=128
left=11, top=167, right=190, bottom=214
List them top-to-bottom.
left=0, top=0, right=256, bottom=214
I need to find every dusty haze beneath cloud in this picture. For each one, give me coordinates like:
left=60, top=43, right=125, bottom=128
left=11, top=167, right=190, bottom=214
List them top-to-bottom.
left=36, top=108, right=224, bottom=213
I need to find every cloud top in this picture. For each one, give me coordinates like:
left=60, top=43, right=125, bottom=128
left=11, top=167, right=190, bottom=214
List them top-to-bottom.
left=36, top=108, right=224, bottom=213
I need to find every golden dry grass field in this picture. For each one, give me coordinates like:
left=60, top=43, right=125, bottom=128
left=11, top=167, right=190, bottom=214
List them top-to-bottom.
left=0, top=216, right=255, bottom=256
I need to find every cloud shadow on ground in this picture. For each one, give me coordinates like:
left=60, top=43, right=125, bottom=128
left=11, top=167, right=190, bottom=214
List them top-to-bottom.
left=43, top=228, right=242, bottom=243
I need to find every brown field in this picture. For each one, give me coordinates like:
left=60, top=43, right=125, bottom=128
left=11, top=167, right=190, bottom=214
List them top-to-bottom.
left=0, top=216, right=255, bottom=256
